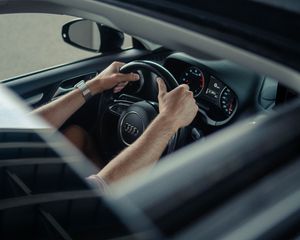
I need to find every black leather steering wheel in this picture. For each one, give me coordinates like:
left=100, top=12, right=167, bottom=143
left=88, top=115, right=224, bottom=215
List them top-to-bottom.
left=97, top=60, right=181, bottom=162
left=119, top=60, right=179, bottom=90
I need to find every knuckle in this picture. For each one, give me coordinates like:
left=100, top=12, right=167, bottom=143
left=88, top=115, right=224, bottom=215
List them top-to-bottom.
left=111, top=61, right=118, bottom=67
left=112, top=61, right=120, bottom=66
left=112, top=61, right=124, bottom=70
left=130, top=72, right=136, bottom=79
left=182, top=84, right=189, bottom=90
left=177, top=85, right=186, bottom=94
left=187, top=91, right=193, bottom=97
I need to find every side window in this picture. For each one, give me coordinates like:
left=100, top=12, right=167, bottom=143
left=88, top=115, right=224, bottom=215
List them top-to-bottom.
left=0, top=13, right=132, bottom=81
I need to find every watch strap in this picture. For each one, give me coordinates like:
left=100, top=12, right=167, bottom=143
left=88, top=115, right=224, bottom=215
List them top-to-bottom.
left=75, top=80, right=92, bottom=102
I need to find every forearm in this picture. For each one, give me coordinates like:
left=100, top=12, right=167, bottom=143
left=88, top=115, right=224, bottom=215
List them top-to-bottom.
left=33, top=61, right=138, bottom=128
left=33, top=80, right=101, bottom=128
left=98, top=114, right=177, bottom=184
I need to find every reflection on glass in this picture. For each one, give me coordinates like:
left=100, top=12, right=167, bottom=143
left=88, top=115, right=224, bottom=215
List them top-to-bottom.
left=68, top=20, right=101, bottom=51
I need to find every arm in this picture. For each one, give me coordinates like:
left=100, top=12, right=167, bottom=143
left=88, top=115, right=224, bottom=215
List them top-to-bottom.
left=33, top=62, right=139, bottom=128
left=97, top=78, right=198, bottom=184
left=98, top=114, right=176, bottom=183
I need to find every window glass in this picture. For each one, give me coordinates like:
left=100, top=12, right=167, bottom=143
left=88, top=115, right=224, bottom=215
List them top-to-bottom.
left=0, top=13, right=132, bottom=81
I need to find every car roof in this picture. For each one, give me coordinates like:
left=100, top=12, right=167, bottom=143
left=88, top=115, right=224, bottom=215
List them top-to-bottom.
left=1, top=0, right=299, bottom=90
left=98, top=0, right=300, bottom=70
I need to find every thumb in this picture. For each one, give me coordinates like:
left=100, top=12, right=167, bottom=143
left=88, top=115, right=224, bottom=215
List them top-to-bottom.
left=157, top=77, right=167, bottom=99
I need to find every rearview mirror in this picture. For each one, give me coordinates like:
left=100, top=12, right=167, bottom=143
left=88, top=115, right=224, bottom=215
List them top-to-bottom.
left=62, top=19, right=124, bottom=53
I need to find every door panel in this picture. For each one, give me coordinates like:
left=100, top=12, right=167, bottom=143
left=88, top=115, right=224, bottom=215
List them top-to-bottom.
left=4, top=49, right=149, bottom=108
left=51, top=71, right=98, bottom=101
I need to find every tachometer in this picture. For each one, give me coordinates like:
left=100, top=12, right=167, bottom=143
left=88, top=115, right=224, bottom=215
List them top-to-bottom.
left=180, top=67, right=205, bottom=97
left=220, top=87, right=237, bottom=116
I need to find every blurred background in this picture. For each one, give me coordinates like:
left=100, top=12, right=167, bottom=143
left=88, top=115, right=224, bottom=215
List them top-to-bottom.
left=0, top=14, right=131, bottom=81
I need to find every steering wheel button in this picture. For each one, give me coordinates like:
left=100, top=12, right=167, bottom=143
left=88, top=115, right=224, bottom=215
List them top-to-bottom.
left=120, top=111, right=144, bottom=145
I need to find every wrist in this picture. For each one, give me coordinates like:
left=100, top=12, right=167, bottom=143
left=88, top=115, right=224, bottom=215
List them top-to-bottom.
left=87, top=78, right=103, bottom=95
left=75, top=80, right=93, bottom=102
left=156, top=113, right=179, bottom=134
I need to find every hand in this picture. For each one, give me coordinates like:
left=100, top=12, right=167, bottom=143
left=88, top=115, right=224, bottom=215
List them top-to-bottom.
left=87, top=61, right=140, bottom=94
left=157, top=77, right=198, bottom=131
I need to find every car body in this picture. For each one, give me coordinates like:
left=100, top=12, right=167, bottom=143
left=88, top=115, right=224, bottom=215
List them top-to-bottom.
left=0, top=0, right=300, bottom=239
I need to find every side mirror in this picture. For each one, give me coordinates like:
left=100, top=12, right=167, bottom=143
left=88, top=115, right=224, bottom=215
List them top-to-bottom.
left=62, top=19, right=124, bottom=53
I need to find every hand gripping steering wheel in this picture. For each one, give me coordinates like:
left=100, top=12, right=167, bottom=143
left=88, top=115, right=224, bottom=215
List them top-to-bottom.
left=98, top=60, right=183, bottom=161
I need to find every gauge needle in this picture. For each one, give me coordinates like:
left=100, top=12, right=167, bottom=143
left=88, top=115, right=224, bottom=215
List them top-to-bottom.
left=229, top=102, right=233, bottom=112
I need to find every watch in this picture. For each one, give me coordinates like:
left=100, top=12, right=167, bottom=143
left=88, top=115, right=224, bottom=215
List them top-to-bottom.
left=75, top=80, right=92, bottom=102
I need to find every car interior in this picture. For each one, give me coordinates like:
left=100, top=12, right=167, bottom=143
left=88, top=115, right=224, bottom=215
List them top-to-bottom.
left=1, top=1, right=300, bottom=239
left=4, top=18, right=296, bottom=163
left=8, top=31, right=296, bottom=161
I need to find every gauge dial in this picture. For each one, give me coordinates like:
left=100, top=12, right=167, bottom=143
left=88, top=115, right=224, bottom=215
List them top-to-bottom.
left=180, top=67, right=205, bottom=97
left=220, top=87, right=237, bottom=116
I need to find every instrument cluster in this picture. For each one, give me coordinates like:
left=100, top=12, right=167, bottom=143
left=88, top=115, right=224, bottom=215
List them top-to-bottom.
left=178, top=65, right=238, bottom=126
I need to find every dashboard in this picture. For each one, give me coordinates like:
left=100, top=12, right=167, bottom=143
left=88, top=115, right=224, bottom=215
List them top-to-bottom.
left=105, top=51, right=298, bottom=156
left=122, top=52, right=285, bottom=130
left=163, top=53, right=262, bottom=126
left=175, top=63, right=237, bottom=125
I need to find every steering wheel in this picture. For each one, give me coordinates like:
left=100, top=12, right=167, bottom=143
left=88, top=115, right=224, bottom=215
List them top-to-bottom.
left=97, top=60, right=184, bottom=162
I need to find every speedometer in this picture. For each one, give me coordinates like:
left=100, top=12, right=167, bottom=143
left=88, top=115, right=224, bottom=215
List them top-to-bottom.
left=180, top=67, right=205, bottom=97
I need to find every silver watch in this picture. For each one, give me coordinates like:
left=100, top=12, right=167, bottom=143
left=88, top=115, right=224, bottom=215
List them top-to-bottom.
left=75, top=80, right=92, bottom=102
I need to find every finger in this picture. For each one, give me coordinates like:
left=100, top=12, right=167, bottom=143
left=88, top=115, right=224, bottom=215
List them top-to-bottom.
left=112, top=61, right=125, bottom=71
left=116, top=72, right=140, bottom=82
left=157, top=77, right=167, bottom=99
left=113, top=81, right=128, bottom=93
left=171, top=84, right=189, bottom=94
left=180, top=84, right=190, bottom=91
left=113, top=86, right=125, bottom=93
left=113, top=87, right=123, bottom=93
left=182, top=90, right=194, bottom=101
left=186, top=90, right=194, bottom=97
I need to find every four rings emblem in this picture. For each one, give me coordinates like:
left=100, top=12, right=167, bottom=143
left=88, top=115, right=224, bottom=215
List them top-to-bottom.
left=119, top=111, right=144, bottom=146
left=123, top=123, right=139, bottom=136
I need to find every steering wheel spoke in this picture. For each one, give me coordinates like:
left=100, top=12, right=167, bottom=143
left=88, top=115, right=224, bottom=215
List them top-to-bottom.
left=108, top=94, right=145, bottom=116
left=117, top=94, right=144, bottom=103
left=109, top=102, right=131, bottom=116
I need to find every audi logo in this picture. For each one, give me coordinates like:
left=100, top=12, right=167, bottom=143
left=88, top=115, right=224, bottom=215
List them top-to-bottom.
left=123, top=123, right=139, bottom=136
